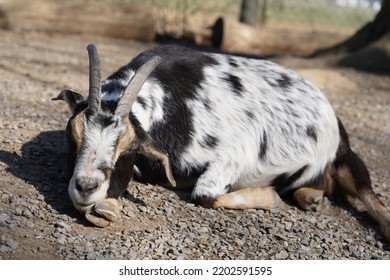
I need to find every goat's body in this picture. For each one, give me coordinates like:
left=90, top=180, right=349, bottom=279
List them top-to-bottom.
left=56, top=44, right=390, bottom=239
left=101, top=45, right=339, bottom=201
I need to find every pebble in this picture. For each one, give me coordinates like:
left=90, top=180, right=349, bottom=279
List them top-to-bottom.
left=275, top=250, right=289, bottom=259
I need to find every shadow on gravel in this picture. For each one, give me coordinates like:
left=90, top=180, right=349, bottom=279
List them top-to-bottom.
left=0, top=130, right=81, bottom=220
left=0, top=130, right=165, bottom=226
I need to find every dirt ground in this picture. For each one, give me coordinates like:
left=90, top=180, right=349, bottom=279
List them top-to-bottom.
left=0, top=4, right=389, bottom=260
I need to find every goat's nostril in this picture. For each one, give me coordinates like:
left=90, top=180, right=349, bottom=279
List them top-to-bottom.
left=76, top=177, right=99, bottom=193
left=75, top=181, right=83, bottom=192
left=85, top=181, right=98, bottom=192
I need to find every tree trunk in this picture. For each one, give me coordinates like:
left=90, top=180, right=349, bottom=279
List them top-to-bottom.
left=239, top=0, right=258, bottom=26
left=311, top=0, right=390, bottom=57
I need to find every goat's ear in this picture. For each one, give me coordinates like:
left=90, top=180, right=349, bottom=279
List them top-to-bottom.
left=52, top=89, right=85, bottom=114
left=139, top=139, right=177, bottom=187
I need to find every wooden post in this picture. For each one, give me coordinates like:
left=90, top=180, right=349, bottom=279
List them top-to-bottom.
left=239, top=0, right=259, bottom=26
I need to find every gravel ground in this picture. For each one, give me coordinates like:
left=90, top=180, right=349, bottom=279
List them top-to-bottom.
left=0, top=29, right=389, bottom=260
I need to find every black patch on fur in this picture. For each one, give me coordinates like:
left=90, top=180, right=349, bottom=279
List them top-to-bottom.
left=107, top=45, right=218, bottom=99
left=121, top=45, right=219, bottom=160
left=132, top=45, right=218, bottom=95
left=124, top=46, right=218, bottom=163
left=229, top=58, right=239, bottom=68
left=223, top=73, right=244, bottom=96
left=276, top=73, right=293, bottom=88
left=264, top=77, right=278, bottom=88
left=101, top=81, right=126, bottom=97
left=136, top=96, right=147, bottom=110
left=148, top=96, right=194, bottom=162
left=203, top=97, right=212, bottom=111
left=99, top=101, right=119, bottom=115
left=245, top=109, right=255, bottom=120
left=129, top=112, right=148, bottom=143
left=87, top=113, right=117, bottom=128
left=65, top=118, right=79, bottom=179
left=332, top=118, right=373, bottom=195
left=334, top=118, right=351, bottom=167
left=306, top=126, right=317, bottom=142
left=259, top=133, right=268, bottom=160
left=201, top=134, right=219, bottom=149
left=108, top=150, right=137, bottom=198
left=340, top=151, right=372, bottom=191
left=134, top=156, right=207, bottom=189
left=272, top=165, right=308, bottom=191
left=191, top=194, right=217, bottom=208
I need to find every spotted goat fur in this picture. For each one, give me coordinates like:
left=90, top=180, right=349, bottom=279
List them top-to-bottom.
left=54, top=44, right=390, bottom=239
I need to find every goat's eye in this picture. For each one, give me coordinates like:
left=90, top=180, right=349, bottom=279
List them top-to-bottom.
left=97, top=162, right=111, bottom=174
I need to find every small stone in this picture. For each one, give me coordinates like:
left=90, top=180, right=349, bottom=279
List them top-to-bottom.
left=14, top=208, right=23, bottom=216
left=23, top=210, right=33, bottom=219
left=0, top=214, right=8, bottom=224
left=26, top=221, right=35, bottom=228
left=55, top=221, right=70, bottom=229
left=316, top=222, right=326, bottom=230
left=6, top=239, right=19, bottom=250
left=0, top=245, right=11, bottom=253
left=37, top=246, right=47, bottom=252
left=275, top=250, right=289, bottom=259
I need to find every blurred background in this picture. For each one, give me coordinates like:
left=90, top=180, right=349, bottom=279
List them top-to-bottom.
left=0, top=0, right=385, bottom=57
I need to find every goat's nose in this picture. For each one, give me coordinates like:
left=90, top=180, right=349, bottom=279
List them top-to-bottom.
left=75, top=177, right=99, bottom=193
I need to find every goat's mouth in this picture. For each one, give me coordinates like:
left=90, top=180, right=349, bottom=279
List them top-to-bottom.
left=68, top=176, right=110, bottom=213
left=74, top=201, right=95, bottom=212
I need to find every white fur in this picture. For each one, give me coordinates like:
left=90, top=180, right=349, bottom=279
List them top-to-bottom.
left=133, top=53, right=340, bottom=199
left=131, top=80, right=166, bottom=131
left=68, top=116, right=125, bottom=210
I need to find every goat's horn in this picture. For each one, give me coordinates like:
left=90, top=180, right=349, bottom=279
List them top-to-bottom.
left=86, top=43, right=101, bottom=114
left=115, top=56, right=162, bottom=116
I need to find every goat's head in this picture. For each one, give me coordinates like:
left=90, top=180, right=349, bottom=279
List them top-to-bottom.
left=53, top=44, right=175, bottom=213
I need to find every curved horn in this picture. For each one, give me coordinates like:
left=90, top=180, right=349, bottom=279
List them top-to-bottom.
left=86, top=43, right=102, bottom=115
left=115, top=56, right=162, bottom=116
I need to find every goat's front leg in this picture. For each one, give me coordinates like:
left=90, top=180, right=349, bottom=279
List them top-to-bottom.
left=85, top=154, right=134, bottom=227
left=191, top=165, right=283, bottom=210
left=213, top=186, right=283, bottom=210
left=293, top=187, right=324, bottom=211
left=85, top=198, right=122, bottom=227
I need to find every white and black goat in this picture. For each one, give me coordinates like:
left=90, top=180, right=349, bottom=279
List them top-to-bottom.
left=54, top=43, right=390, bottom=240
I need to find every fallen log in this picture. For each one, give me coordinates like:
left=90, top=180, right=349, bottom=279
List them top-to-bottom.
left=2, top=0, right=156, bottom=41
left=212, top=17, right=259, bottom=53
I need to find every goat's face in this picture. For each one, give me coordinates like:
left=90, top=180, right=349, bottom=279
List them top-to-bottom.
left=54, top=44, right=175, bottom=212
left=64, top=109, right=138, bottom=212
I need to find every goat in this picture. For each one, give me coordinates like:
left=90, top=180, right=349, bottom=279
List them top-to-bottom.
left=53, top=43, right=390, bottom=240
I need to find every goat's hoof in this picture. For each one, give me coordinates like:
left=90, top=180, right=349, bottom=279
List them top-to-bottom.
left=293, top=188, right=324, bottom=212
left=84, top=198, right=121, bottom=227
left=94, top=198, right=121, bottom=222
left=85, top=208, right=110, bottom=228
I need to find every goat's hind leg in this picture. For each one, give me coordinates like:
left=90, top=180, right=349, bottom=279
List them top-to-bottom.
left=335, top=149, right=390, bottom=241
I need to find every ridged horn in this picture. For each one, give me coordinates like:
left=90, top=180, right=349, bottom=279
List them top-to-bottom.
left=86, top=43, right=101, bottom=115
left=115, top=56, right=162, bottom=116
